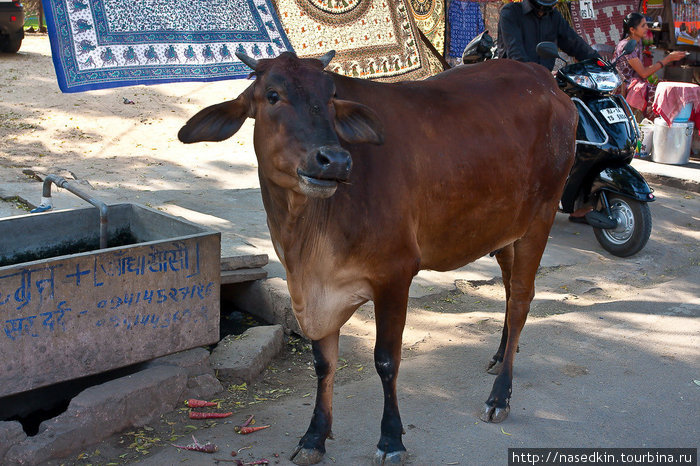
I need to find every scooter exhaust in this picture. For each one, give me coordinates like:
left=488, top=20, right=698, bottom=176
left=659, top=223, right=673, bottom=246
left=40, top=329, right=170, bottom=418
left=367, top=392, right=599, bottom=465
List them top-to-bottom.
left=584, top=210, right=617, bottom=229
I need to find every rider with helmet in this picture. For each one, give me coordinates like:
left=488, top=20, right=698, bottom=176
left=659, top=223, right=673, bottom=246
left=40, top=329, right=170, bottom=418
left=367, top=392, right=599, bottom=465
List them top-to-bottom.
left=497, top=0, right=599, bottom=71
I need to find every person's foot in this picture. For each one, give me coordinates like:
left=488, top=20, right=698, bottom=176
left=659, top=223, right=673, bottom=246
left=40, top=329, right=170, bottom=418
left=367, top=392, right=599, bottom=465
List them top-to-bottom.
left=569, top=206, right=593, bottom=225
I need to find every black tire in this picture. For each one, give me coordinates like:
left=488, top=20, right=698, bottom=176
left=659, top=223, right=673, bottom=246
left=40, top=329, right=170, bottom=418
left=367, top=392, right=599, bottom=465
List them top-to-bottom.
left=1, top=36, right=22, bottom=53
left=593, top=195, right=652, bottom=257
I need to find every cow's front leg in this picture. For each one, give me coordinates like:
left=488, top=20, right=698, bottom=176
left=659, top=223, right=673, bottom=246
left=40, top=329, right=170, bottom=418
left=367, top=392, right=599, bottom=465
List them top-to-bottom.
left=373, top=288, right=409, bottom=465
left=290, top=331, right=339, bottom=465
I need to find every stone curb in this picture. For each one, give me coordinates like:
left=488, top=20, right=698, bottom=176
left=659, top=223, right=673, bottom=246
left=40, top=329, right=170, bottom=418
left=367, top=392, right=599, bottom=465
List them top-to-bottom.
left=644, top=172, right=700, bottom=193
left=210, top=324, right=285, bottom=385
left=0, top=348, right=223, bottom=465
left=4, top=366, right=187, bottom=465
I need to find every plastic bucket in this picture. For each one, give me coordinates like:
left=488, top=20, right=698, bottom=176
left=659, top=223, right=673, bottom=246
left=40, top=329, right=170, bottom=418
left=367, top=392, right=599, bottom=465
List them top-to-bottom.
left=673, top=102, right=692, bottom=122
left=651, top=118, right=693, bottom=165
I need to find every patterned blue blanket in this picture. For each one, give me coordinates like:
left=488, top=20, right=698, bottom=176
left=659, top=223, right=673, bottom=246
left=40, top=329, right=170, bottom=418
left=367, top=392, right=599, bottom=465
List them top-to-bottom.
left=43, top=0, right=293, bottom=92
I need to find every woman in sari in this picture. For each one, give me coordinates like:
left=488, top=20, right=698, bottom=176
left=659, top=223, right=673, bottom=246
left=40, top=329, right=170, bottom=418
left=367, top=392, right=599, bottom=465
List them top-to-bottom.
left=613, top=12, right=686, bottom=119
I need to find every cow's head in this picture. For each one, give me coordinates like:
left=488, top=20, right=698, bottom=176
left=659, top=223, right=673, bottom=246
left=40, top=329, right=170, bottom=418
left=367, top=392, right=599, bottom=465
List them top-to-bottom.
left=178, top=51, right=384, bottom=198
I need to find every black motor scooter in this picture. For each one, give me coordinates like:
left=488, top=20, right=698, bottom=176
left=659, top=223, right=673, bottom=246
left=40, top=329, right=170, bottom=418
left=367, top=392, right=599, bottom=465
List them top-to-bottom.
left=536, top=41, right=654, bottom=257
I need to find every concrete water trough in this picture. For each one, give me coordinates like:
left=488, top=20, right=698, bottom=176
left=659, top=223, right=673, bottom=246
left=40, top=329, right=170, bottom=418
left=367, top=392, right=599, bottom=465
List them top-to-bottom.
left=0, top=202, right=220, bottom=399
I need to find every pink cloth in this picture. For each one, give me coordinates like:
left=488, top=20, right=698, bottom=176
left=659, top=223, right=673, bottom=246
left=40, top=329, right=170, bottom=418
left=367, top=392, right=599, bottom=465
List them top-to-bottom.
left=625, top=78, right=649, bottom=112
left=651, top=81, right=700, bottom=127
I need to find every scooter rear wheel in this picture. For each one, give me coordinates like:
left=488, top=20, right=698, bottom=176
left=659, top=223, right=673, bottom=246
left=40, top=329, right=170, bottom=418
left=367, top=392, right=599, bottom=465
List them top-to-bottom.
left=593, top=195, right=652, bottom=257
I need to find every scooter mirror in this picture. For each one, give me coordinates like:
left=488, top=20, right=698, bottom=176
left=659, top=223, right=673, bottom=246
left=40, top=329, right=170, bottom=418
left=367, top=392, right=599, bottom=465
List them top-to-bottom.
left=610, top=39, right=638, bottom=68
left=622, top=39, right=637, bottom=56
left=536, top=42, right=561, bottom=60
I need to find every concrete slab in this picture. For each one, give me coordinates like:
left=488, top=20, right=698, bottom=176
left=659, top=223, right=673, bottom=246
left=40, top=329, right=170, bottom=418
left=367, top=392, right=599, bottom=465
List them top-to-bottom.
left=631, top=157, right=700, bottom=193
left=210, top=324, right=285, bottom=384
left=5, top=365, right=188, bottom=466
left=0, top=421, right=26, bottom=460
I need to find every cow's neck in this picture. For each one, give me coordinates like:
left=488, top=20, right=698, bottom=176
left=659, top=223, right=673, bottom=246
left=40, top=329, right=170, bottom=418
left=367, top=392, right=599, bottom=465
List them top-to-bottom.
left=260, top=182, right=331, bottom=273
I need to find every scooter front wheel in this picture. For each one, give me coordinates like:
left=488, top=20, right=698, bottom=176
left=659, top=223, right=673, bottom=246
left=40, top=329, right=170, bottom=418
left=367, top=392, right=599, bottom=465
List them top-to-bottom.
left=593, top=195, right=652, bottom=257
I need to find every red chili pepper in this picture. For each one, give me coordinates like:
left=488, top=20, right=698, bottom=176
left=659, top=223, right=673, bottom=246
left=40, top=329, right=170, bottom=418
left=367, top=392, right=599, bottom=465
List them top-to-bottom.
left=185, top=398, right=218, bottom=408
left=189, top=411, right=233, bottom=419
left=234, top=425, right=271, bottom=434
left=171, top=435, right=218, bottom=453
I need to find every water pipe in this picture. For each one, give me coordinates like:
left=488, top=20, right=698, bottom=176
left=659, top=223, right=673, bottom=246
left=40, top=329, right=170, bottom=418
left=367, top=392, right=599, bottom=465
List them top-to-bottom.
left=30, top=175, right=109, bottom=249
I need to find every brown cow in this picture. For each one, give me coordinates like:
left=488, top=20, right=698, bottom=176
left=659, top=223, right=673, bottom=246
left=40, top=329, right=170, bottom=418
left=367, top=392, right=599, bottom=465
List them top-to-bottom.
left=179, top=51, right=577, bottom=465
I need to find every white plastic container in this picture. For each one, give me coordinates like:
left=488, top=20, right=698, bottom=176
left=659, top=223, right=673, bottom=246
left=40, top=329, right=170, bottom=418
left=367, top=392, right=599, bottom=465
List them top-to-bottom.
left=638, top=118, right=654, bottom=157
left=652, top=118, right=693, bottom=165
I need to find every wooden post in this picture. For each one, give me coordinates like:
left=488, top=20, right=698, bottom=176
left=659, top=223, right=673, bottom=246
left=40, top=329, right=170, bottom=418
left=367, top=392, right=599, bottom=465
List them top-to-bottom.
left=39, top=1, right=45, bottom=33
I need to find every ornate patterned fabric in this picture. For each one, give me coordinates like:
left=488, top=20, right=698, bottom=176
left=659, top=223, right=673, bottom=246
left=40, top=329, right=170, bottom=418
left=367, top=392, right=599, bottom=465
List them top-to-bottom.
left=43, top=0, right=293, bottom=93
left=274, top=0, right=433, bottom=81
left=409, top=0, right=446, bottom=55
left=447, top=0, right=484, bottom=58
left=569, top=0, right=637, bottom=48
left=481, top=1, right=502, bottom=38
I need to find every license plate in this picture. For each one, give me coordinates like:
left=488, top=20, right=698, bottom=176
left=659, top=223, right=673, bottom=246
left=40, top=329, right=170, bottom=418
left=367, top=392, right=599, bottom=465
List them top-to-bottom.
left=600, top=107, right=627, bottom=124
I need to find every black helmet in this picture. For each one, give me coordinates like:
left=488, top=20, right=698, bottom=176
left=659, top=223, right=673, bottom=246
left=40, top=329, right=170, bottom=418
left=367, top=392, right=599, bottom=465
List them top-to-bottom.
left=531, top=0, right=557, bottom=14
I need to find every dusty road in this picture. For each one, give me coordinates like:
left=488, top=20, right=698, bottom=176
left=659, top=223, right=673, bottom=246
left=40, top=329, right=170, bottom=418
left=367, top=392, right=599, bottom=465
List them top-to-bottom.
left=1, top=35, right=699, bottom=465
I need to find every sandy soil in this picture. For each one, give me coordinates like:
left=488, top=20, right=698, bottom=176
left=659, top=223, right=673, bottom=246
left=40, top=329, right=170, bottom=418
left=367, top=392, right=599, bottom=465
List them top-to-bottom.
left=0, top=34, right=258, bottom=209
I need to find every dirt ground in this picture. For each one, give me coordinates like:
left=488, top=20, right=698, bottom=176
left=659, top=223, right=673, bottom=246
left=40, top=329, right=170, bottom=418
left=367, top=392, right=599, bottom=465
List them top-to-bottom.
left=2, top=35, right=699, bottom=465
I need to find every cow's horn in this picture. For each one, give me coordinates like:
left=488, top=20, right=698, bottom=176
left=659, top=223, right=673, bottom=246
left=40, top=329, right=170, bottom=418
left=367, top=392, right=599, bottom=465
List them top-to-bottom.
left=318, top=50, right=336, bottom=68
left=236, top=52, right=258, bottom=70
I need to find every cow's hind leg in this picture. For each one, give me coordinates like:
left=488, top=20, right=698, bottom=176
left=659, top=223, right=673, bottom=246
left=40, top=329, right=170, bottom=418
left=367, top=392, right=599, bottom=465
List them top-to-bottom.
left=481, top=217, right=553, bottom=423
left=487, top=243, right=514, bottom=375
left=373, top=283, right=410, bottom=465
left=290, top=331, right=339, bottom=465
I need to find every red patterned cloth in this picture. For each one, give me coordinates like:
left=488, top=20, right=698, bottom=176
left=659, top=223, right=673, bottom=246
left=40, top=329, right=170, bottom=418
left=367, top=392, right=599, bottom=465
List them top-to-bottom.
left=570, top=0, right=637, bottom=48
left=626, top=78, right=651, bottom=113
left=652, top=81, right=700, bottom=132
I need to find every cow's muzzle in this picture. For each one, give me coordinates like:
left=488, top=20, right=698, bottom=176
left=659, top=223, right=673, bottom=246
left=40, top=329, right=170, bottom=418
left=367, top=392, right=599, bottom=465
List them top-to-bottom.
left=297, top=146, right=352, bottom=198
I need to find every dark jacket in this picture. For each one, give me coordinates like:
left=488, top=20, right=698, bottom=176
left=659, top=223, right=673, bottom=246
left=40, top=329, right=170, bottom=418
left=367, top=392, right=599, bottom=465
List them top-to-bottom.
left=497, top=0, right=598, bottom=70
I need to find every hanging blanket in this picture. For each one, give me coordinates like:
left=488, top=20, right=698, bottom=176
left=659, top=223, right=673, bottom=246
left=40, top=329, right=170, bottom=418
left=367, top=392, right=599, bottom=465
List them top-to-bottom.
left=42, top=0, right=293, bottom=93
left=274, top=0, right=433, bottom=81
left=409, top=0, right=446, bottom=56
left=447, top=0, right=484, bottom=58
left=569, top=0, right=636, bottom=48
left=481, top=1, right=502, bottom=41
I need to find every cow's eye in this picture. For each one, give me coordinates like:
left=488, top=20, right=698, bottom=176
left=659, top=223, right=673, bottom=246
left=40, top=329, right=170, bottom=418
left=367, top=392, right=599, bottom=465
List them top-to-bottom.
left=266, top=91, right=280, bottom=105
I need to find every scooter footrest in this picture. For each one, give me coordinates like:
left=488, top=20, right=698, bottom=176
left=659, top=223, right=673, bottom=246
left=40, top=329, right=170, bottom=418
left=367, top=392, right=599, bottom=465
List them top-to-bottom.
left=585, top=210, right=617, bottom=229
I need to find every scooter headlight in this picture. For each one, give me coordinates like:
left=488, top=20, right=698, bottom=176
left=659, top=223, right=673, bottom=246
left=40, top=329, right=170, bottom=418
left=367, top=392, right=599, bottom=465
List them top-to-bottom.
left=590, top=71, right=621, bottom=92
left=569, top=74, right=596, bottom=90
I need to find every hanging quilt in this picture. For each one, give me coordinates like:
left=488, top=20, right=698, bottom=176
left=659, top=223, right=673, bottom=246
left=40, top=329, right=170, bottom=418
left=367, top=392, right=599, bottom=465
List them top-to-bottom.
left=42, top=0, right=293, bottom=93
left=274, top=0, right=433, bottom=81
left=408, top=0, right=446, bottom=55
left=447, top=0, right=484, bottom=58
left=570, top=0, right=637, bottom=48
left=481, top=1, right=502, bottom=40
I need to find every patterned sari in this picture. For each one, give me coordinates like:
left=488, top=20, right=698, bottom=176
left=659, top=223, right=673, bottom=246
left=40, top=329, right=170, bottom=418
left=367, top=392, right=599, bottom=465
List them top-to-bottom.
left=613, top=38, right=656, bottom=119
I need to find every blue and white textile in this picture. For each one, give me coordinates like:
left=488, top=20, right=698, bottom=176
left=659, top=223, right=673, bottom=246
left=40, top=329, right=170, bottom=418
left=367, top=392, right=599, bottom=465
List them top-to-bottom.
left=42, top=0, right=293, bottom=93
left=447, top=0, right=484, bottom=58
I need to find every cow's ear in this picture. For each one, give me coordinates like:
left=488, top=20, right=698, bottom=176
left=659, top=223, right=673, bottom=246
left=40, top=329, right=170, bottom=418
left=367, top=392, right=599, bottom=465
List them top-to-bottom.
left=178, top=91, right=251, bottom=143
left=333, top=99, right=384, bottom=145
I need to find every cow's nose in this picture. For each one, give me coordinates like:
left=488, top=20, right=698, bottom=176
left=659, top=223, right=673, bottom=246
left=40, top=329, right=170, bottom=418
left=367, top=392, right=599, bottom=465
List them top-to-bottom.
left=314, top=146, right=352, bottom=180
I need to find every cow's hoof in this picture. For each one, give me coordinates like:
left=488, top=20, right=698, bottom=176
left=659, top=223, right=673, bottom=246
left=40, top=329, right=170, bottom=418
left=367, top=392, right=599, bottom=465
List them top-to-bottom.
left=486, top=359, right=503, bottom=375
left=480, top=403, right=510, bottom=423
left=290, top=446, right=324, bottom=465
left=373, top=449, right=408, bottom=465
